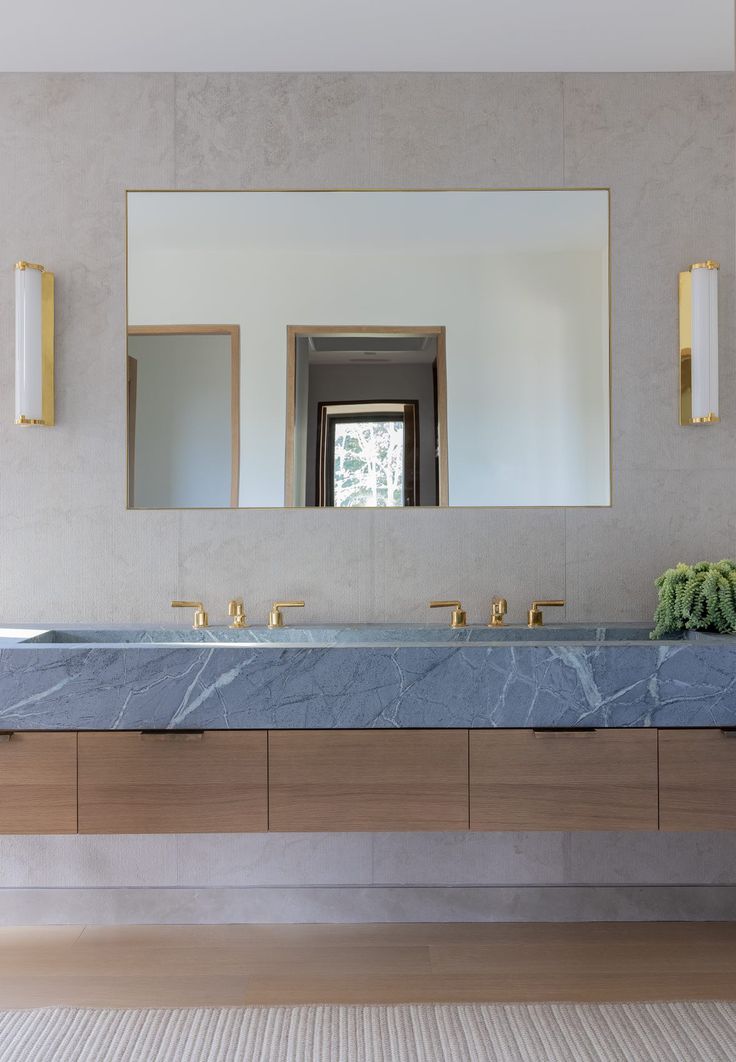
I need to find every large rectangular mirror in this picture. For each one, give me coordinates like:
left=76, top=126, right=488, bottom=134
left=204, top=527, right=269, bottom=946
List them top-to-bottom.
left=127, top=190, right=610, bottom=508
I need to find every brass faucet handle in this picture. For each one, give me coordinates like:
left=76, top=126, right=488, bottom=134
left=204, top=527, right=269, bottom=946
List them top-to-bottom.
left=489, top=596, right=508, bottom=627
left=228, top=599, right=248, bottom=629
left=527, top=599, right=565, bottom=628
left=171, top=600, right=209, bottom=629
left=429, top=600, right=467, bottom=629
left=268, top=601, right=305, bottom=629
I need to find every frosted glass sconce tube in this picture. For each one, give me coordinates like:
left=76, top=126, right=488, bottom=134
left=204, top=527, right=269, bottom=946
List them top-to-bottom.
left=15, top=261, right=54, bottom=426
left=679, top=261, right=719, bottom=425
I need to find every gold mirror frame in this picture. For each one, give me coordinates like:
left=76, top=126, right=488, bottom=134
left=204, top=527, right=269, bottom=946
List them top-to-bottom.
left=125, top=188, right=612, bottom=511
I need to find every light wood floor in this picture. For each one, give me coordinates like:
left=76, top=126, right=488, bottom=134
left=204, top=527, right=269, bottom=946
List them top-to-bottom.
left=2, top=923, right=736, bottom=1009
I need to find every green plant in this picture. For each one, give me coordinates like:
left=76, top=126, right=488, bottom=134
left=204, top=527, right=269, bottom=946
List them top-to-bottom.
left=651, top=560, right=736, bottom=638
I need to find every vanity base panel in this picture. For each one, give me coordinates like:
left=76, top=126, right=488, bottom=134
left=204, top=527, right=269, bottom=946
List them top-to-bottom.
left=1, top=725, right=733, bottom=836
left=268, top=729, right=469, bottom=831
left=470, top=729, right=659, bottom=831
left=659, top=729, right=736, bottom=831
left=78, top=731, right=268, bottom=834
left=0, top=732, right=77, bottom=834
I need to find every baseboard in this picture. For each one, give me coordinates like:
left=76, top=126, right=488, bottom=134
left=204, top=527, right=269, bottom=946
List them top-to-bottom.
left=2, top=885, right=736, bottom=925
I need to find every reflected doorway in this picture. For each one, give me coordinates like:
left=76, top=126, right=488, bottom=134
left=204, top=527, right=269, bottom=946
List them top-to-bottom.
left=127, top=325, right=240, bottom=508
left=285, top=327, right=448, bottom=508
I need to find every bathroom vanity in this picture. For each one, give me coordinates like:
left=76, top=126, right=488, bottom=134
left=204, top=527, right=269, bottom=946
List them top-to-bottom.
left=0, top=624, right=734, bottom=836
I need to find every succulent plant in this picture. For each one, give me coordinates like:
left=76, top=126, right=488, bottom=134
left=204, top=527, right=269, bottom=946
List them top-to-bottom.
left=651, top=560, right=736, bottom=639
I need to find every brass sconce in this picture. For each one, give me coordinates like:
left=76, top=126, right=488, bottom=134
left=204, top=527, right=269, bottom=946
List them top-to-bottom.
left=15, top=261, right=55, bottom=426
left=679, top=261, right=719, bottom=426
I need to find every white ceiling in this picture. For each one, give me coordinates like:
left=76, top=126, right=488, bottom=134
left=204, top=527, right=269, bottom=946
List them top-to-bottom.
left=1, top=0, right=733, bottom=73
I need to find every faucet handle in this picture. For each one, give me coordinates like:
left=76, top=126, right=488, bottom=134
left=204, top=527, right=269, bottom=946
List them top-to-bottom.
left=489, top=596, right=508, bottom=628
left=228, top=599, right=248, bottom=629
left=171, top=600, right=209, bottom=629
left=429, top=600, right=467, bottom=629
left=528, top=600, right=565, bottom=628
left=268, top=601, right=305, bottom=629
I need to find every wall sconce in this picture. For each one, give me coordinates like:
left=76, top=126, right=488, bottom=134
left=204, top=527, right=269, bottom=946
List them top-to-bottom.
left=15, top=261, right=54, bottom=426
left=679, top=261, right=719, bottom=425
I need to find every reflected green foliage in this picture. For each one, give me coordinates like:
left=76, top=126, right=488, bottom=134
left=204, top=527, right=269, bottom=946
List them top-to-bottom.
left=333, top=420, right=404, bottom=507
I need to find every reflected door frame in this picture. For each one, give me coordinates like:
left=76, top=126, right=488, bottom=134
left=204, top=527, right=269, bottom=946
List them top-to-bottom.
left=127, top=324, right=241, bottom=508
left=285, top=325, right=449, bottom=508
left=127, top=354, right=138, bottom=506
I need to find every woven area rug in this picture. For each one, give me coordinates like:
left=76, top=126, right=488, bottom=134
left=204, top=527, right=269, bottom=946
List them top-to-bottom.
left=1, top=1002, right=735, bottom=1062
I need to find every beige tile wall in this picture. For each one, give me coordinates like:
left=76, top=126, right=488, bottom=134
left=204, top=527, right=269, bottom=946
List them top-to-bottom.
left=0, top=73, right=733, bottom=919
left=1, top=73, right=732, bottom=628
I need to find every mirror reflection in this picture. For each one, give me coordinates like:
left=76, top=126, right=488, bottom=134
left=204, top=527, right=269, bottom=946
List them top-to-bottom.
left=127, top=190, right=610, bottom=508
left=127, top=326, right=239, bottom=508
left=287, top=328, right=447, bottom=507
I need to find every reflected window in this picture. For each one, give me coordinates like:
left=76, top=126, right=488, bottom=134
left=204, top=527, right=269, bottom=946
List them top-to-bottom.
left=319, top=402, right=419, bottom=507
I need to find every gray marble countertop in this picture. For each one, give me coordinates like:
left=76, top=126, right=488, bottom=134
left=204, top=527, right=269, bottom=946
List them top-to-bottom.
left=1, top=621, right=661, bottom=646
left=0, top=623, right=734, bottom=731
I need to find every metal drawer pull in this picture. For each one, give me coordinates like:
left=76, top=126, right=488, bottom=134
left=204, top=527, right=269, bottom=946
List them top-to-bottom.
left=532, top=728, right=596, bottom=737
left=720, top=729, right=736, bottom=738
left=140, top=730, right=204, bottom=742
left=0, top=732, right=13, bottom=743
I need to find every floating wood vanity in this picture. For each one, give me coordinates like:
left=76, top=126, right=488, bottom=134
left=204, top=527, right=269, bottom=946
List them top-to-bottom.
left=2, top=624, right=736, bottom=834
left=2, top=727, right=736, bottom=835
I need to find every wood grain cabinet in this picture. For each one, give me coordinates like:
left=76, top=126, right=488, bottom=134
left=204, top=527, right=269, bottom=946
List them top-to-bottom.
left=10, top=725, right=736, bottom=836
left=268, top=729, right=469, bottom=831
left=470, top=729, right=659, bottom=831
left=660, top=729, right=736, bottom=831
left=78, top=731, right=268, bottom=834
left=0, top=732, right=77, bottom=833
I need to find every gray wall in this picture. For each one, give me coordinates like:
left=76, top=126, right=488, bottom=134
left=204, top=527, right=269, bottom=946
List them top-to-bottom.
left=0, top=73, right=734, bottom=924
left=129, top=332, right=233, bottom=508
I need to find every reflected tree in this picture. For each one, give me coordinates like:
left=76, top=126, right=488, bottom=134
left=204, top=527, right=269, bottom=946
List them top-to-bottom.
left=333, top=420, right=404, bottom=507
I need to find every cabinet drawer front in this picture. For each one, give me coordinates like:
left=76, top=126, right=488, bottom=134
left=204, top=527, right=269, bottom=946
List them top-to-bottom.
left=269, top=729, right=469, bottom=831
left=470, top=729, right=658, bottom=831
left=660, top=729, right=736, bottom=831
left=78, top=731, right=267, bottom=833
left=0, top=732, right=77, bottom=834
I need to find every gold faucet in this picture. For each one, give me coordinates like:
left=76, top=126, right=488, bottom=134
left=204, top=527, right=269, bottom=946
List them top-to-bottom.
left=488, top=596, right=508, bottom=627
left=228, top=599, right=247, bottom=629
left=171, top=600, right=209, bottom=629
left=429, top=600, right=467, bottom=628
left=527, top=600, right=565, bottom=628
left=268, top=601, right=305, bottom=628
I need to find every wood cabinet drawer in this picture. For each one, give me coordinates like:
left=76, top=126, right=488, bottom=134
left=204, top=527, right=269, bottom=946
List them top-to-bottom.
left=269, top=729, right=469, bottom=831
left=470, top=729, right=658, bottom=831
left=659, top=729, right=736, bottom=830
left=78, top=731, right=268, bottom=834
left=0, top=732, right=77, bottom=834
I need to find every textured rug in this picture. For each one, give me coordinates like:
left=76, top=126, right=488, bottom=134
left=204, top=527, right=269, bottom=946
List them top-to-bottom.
left=0, top=1002, right=735, bottom=1062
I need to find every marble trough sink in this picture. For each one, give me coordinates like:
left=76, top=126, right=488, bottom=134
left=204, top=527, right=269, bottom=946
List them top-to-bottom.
left=0, top=623, right=733, bottom=732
